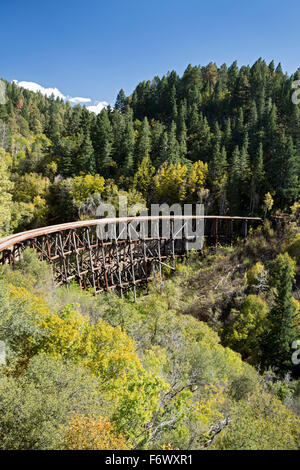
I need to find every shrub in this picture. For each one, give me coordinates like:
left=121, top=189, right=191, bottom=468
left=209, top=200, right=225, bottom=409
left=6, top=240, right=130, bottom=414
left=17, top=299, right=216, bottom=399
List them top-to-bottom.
left=60, top=414, right=129, bottom=450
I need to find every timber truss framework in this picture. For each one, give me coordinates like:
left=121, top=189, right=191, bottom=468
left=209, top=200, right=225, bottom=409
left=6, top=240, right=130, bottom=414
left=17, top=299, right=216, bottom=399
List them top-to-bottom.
left=0, top=216, right=261, bottom=299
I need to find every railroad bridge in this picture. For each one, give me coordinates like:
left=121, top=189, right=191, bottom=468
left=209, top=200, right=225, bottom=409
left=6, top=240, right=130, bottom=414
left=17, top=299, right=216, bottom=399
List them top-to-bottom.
left=0, top=216, right=261, bottom=299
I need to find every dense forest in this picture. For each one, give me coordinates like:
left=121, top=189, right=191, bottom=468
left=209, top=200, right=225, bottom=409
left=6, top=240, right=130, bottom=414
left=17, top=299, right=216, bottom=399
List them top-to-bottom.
left=0, top=58, right=299, bottom=236
left=0, top=59, right=300, bottom=450
left=0, top=220, right=300, bottom=449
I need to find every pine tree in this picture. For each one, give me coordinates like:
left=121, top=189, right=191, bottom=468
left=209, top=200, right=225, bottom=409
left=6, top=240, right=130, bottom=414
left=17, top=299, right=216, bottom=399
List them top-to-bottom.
left=227, top=60, right=239, bottom=92
left=169, top=85, right=178, bottom=122
left=257, top=86, right=266, bottom=121
left=115, top=89, right=127, bottom=113
left=177, top=99, right=187, bottom=135
left=177, top=99, right=187, bottom=157
left=249, top=101, right=258, bottom=132
left=265, top=102, right=277, bottom=147
left=187, top=103, right=200, bottom=133
left=235, top=108, right=245, bottom=146
left=92, top=109, right=113, bottom=174
left=122, top=110, right=135, bottom=176
left=111, top=111, right=126, bottom=165
left=191, top=114, right=211, bottom=162
left=135, top=117, right=151, bottom=166
left=224, top=118, right=232, bottom=151
left=150, top=120, right=164, bottom=166
left=167, top=121, right=180, bottom=163
left=178, top=121, right=187, bottom=158
left=157, top=131, right=168, bottom=166
left=76, top=132, right=95, bottom=174
left=269, top=132, right=299, bottom=208
left=240, top=133, right=250, bottom=181
left=56, top=136, right=74, bottom=177
left=102, top=141, right=115, bottom=177
left=250, top=142, right=265, bottom=214
left=209, top=143, right=228, bottom=213
left=229, top=146, right=242, bottom=212
left=0, top=153, right=13, bottom=235
left=262, top=253, right=299, bottom=375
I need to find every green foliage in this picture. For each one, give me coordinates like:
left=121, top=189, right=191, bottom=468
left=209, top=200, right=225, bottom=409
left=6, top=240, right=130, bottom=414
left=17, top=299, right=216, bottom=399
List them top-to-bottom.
left=1, top=57, right=299, bottom=237
left=1, top=58, right=300, bottom=449
left=0, top=152, right=13, bottom=235
left=69, top=174, right=105, bottom=203
left=285, top=233, right=300, bottom=266
left=0, top=249, right=298, bottom=449
left=262, top=253, right=299, bottom=374
left=225, top=295, right=269, bottom=363
left=0, top=355, right=105, bottom=449
left=213, top=391, right=300, bottom=450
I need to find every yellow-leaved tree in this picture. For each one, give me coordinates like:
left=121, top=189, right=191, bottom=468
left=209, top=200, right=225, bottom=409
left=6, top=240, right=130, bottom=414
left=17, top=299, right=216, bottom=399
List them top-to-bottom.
left=0, top=149, right=13, bottom=236
left=133, top=156, right=155, bottom=197
left=186, top=160, right=208, bottom=202
left=153, top=162, right=188, bottom=204
left=70, top=174, right=105, bottom=203
left=61, top=414, right=129, bottom=450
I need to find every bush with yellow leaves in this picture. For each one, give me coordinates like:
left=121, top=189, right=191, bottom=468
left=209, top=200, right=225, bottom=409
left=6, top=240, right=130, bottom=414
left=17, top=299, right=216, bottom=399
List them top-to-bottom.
left=61, top=414, right=129, bottom=450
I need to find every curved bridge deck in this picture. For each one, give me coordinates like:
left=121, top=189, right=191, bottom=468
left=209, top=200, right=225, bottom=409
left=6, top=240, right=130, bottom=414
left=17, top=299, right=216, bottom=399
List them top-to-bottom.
left=0, top=216, right=261, bottom=298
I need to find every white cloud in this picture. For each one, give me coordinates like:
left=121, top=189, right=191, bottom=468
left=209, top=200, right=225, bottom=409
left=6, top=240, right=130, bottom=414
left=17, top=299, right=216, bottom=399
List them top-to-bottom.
left=13, top=79, right=108, bottom=114
left=13, top=80, right=66, bottom=100
left=68, top=96, right=92, bottom=104
left=86, top=101, right=109, bottom=114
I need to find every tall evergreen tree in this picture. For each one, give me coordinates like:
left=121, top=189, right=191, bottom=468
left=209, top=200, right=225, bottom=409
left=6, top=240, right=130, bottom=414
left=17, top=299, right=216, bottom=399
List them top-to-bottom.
left=115, top=89, right=127, bottom=113
left=92, top=109, right=113, bottom=175
left=122, top=109, right=135, bottom=176
left=135, top=117, right=151, bottom=166
left=167, top=121, right=180, bottom=163
left=76, top=132, right=95, bottom=174
left=269, top=132, right=299, bottom=208
left=250, top=142, right=265, bottom=214
left=262, top=254, right=299, bottom=375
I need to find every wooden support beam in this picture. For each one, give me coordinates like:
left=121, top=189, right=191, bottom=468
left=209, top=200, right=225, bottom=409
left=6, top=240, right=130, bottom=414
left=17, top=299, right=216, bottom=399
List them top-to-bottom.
left=230, top=218, right=233, bottom=246
left=171, top=219, right=175, bottom=270
left=244, top=219, right=248, bottom=241
left=142, top=223, right=149, bottom=293
left=99, top=226, right=109, bottom=292
left=114, top=227, right=123, bottom=298
left=128, top=227, right=137, bottom=302
left=86, top=229, right=97, bottom=294
left=72, top=231, right=82, bottom=288
left=58, top=233, right=69, bottom=285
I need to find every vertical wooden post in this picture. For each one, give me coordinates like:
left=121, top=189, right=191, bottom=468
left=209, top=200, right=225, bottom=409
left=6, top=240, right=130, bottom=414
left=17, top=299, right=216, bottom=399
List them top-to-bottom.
left=215, top=218, right=218, bottom=248
left=171, top=219, right=175, bottom=270
left=244, top=219, right=248, bottom=241
left=142, top=222, right=149, bottom=293
left=99, top=226, right=109, bottom=292
left=128, top=226, right=137, bottom=302
left=114, top=227, right=123, bottom=299
left=86, top=229, right=97, bottom=294
left=72, top=231, right=82, bottom=288
left=58, top=233, right=68, bottom=285
left=157, top=234, right=162, bottom=285
left=41, top=237, right=45, bottom=261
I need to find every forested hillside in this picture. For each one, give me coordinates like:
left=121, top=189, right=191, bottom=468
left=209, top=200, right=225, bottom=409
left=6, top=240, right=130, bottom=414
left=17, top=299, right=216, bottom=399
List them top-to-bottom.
left=0, top=59, right=299, bottom=236
left=0, top=60, right=300, bottom=450
left=0, top=219, right=300, bottom=450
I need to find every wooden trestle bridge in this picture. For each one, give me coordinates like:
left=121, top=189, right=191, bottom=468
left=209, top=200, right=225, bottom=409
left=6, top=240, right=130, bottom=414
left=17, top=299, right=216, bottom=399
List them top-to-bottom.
left=0, top=216, right=261, bottom=299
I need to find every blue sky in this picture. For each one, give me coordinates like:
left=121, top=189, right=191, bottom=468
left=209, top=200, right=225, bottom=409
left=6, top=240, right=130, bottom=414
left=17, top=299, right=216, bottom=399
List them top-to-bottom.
left=1, top=0, right=299, bottom=107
